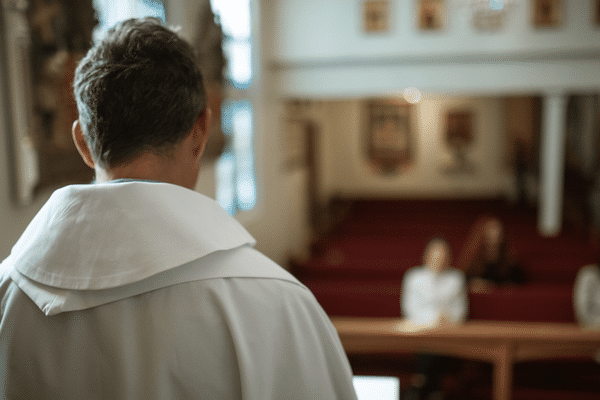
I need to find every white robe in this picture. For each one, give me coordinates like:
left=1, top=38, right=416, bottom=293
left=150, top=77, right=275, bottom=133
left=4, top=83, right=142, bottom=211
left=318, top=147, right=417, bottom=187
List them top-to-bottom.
left=0, top=181, right=358, bottom=400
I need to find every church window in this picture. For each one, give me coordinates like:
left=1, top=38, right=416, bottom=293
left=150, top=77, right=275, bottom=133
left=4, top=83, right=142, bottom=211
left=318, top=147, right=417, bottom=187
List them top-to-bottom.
left=93, top=0, right=165, bottom=41
left=211, top=0, right=256, bottom=215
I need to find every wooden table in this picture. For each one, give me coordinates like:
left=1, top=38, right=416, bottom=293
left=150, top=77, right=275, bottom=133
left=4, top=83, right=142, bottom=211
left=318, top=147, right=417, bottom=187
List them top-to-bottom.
left=332, top=317, right=600, bottom=400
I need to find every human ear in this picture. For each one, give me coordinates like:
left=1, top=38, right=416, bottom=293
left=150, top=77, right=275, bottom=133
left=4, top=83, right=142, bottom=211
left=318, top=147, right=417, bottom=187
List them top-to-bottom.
left=192, top=108, right=212, bottom=159
left=72, top=120, right=95, bottom=169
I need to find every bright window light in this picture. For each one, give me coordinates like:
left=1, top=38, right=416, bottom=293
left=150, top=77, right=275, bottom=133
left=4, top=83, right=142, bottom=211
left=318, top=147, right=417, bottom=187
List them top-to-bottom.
left=93, top=0, right=165, bottom=41
left=210, top=0, right=251, bottom=39
left=211, top=0, right=255, bottom=215
left=211, top=0, right=252, bottom=89
left=489, top=0, right=505, bottom=11
left=223, top=40, right=252, bottom=89
left=217, top=100, right=256, bottom=215
left=232, top=102, right=255, bottom=210
left=215, top=153, right=236, bottom=215
left=352, top=376, right=400, bottom=400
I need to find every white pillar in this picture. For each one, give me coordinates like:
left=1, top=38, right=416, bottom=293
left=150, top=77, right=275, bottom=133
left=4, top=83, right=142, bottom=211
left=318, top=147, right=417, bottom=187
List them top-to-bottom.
left=538, top=93, right=567, bottom=237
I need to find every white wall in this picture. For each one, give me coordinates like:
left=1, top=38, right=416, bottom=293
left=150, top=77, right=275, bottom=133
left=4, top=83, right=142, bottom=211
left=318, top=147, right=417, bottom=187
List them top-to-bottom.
left=271, top=0, right=600, bottom=97
left=273, top=0, right=600, bottom=62
left=316, top=96, right=511, bottom=199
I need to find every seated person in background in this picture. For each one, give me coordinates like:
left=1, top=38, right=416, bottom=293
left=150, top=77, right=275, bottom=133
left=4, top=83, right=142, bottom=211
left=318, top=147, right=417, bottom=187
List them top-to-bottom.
left=458, top=215, right=525, bottom=293
left=402, top=238, right=468, bottom=400
left=402, top=238, right=468, bottom=325
left=574, top=264, right=600, bottom=329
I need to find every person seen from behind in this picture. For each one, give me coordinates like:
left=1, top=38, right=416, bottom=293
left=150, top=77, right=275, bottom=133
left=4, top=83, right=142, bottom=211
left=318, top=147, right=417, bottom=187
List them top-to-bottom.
left=0, top=18, right=358, bottom=400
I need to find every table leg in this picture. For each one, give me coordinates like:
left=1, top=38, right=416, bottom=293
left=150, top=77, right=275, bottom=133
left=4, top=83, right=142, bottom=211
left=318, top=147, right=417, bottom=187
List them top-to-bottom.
left=493, top=344, right=514, bottom=400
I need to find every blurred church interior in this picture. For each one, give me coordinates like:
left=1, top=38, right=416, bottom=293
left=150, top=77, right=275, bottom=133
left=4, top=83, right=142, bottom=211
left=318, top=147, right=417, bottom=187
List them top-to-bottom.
left=2, top=0, right=600, bottom=399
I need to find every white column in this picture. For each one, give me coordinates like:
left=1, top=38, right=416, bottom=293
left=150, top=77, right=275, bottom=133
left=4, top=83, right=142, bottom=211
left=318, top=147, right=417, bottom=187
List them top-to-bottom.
left=538, top=93, right=567, bottom=237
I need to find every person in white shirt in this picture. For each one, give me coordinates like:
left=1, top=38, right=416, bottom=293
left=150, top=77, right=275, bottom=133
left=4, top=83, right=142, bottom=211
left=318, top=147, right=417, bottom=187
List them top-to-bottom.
left=0, top=18, right=357, bottom=400
left=401, top=237, right=468, bottom=400
left=573, top=263, right=600, bottom=364
left=574, top=264, right=600, bottom=329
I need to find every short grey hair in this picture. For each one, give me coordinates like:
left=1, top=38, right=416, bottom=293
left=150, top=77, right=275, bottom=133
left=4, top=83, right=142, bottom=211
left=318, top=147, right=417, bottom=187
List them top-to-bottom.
left=73, top=17, right=206, bottom=168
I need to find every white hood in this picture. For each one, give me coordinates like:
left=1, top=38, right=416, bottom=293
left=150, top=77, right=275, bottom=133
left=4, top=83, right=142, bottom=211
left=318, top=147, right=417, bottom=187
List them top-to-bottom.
left=1, top=181, right=267, bottom=315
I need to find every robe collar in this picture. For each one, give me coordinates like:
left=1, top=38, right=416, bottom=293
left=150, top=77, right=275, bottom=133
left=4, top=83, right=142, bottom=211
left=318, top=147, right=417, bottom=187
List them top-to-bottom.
left=3, top=181, right=256, bottom=290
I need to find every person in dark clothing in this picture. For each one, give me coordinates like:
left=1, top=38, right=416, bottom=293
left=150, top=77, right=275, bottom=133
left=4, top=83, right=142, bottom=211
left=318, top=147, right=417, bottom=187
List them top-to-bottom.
left=458, top=215, right=525, bottom=293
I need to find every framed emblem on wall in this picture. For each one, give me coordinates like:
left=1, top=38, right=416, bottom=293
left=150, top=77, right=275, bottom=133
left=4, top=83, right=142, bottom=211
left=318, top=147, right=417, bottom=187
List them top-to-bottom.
left=363, top=0, right=391, bottom=33
left=419, top=0, right=445, bottom=31
left=532, top=0, right=562, bottom=28
left=365, top=99, right=413, bottom=175
left=443, top=109, right=476, bottom=174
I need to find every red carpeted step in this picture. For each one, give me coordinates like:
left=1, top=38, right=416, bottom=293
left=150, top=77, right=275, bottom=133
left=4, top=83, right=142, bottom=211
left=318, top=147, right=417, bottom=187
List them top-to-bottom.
left=302, top=279, right=403, bottom=317
left=468, top=283, right=575, bottom=323
left=511, top=388, right=600, bottom=400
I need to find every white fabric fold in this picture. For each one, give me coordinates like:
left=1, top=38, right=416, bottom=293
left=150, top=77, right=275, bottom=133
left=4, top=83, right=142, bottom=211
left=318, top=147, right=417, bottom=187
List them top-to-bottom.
left=0, top=181, right=359, bottom=400
left=5, top=181, right=255, bottom=290
left=7, top=245, right=301, bottom=316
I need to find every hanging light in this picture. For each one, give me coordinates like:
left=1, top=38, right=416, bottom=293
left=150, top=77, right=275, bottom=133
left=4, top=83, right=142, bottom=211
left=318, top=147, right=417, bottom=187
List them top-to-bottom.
left=403, top=87, right=422, bottom=104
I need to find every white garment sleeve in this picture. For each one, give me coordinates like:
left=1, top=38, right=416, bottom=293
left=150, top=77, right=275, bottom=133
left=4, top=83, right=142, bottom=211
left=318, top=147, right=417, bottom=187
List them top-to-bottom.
left=401, top=268, right=437, bottom=324
left=401, top=269, right=419, bottom=320
left=443, top=270, right=468, bottom=323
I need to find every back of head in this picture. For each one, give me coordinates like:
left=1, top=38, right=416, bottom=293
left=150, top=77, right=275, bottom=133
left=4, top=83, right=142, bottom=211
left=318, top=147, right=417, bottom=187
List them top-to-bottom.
left=73, top=17, right=206, bottom=169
